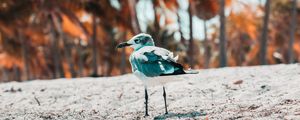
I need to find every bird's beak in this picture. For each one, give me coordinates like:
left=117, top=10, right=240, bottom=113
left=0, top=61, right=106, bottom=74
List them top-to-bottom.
left=116, top=42, right=132, bottom=48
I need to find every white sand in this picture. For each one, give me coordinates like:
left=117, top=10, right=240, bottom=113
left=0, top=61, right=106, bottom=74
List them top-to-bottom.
left=0, top=64, right=300, bottom=120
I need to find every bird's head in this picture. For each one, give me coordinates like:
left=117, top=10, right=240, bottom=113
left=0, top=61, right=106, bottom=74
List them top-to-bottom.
left=116, top=33, right=155, bottom=50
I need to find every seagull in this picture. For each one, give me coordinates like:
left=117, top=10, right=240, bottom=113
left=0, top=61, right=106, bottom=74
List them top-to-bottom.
left=116, top=33, right=198, bottom=116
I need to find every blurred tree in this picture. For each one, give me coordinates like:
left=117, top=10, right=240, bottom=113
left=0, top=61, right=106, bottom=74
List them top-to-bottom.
left=0, top=0, right=299, bottom=82
left=188, top=0, right=195, bottom=68
left=194, top=0, right=231, bottom=68
left=219, top=0, right=227, bottom=67
left=259, top=0, right=271, bottom=65
left=288, top=0, right=297, bottom=63
left=90, top=15, right=99, bottom=77
left=49, top=16, right=65, bottom=78
left=203, top=20, right=210, bottom=68
left=18, top=30, right=30, bottom=80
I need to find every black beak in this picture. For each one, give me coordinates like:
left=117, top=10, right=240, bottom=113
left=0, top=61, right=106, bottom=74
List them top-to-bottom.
left=116, top=42, right=131, bottom=48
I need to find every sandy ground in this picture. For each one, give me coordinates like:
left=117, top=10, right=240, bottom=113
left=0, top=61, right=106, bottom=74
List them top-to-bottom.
left=0, top=64, right=300, bottom=120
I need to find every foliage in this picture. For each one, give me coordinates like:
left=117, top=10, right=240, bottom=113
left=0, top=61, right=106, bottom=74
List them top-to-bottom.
left=0, top=0, right=299, bottom=81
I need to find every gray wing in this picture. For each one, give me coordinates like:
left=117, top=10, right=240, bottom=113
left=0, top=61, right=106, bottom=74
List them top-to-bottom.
left=129, top=46, right=186, bottom=77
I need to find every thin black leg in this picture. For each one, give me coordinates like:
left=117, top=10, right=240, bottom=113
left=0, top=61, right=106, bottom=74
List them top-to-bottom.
left=163, top=86, right=168, bottom=114
left=144, top=88, right=149, bottom=116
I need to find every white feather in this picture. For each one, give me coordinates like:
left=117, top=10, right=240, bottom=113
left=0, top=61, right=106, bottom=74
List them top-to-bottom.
left=134, top=46, right=178, bottom=63
left=173, top=55, right=179, bottom=62
left=133, top=70, right=186, bottom=86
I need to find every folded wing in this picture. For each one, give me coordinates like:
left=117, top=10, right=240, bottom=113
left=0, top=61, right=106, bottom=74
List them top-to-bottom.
left=130, top=46, right=185, bottom=77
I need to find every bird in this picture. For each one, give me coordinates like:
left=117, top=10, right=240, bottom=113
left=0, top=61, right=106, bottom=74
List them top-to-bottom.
left=116, top=33, right=198, bottom=116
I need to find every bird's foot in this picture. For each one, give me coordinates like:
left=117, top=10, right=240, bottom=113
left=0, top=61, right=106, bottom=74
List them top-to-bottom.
left=165, top=112, right=168, bottom=115
left=144, top=114, right=149, bottom=117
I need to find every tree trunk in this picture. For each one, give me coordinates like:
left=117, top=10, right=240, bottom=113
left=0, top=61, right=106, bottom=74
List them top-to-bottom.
left=128, top=0, right=141, bottom=34
left=152, top=0, right=161, bottom=46
left=188, top=0, right=195, bottom=68
left=219, top=0, right=227, bottom=67
left=259, top=0, right=271, bottom=65
left=288, top=0, right=297, bottom=63
left=177, top=12, right=185, bottom=45
left=51, top=14, right=76, bottom=78
left=91, top=15, right=99, bottom=77
left=49, top=16, right=64, bottom=78
left=203, top=20, right=210, bottom=68
left=107, top=28, right=118, bottom=76
left=18, top=30, right=30, bottom=80
left=120, top=32, right=127, bottom=74
left=62, top=38, right=76, bottom=78
left=76, top=40, right=84, bottom=77
left=13, top=65, right=21, bottom=82
left=1, top=68, right=8, bottom=82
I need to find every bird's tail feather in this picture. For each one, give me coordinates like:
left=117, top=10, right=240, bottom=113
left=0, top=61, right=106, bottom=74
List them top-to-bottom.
left=160, top=62, right=199, bottom=76
left=170, top=62, right=199, bottom=74
left=184, top=69, right=199, bottom=74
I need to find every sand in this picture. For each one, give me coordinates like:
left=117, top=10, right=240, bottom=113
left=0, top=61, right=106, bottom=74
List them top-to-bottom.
left=0, top=64, right=300, bottom=120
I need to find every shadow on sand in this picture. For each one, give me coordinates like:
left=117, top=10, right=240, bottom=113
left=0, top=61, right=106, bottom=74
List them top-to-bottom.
left=154, top=111, right=207, bottom=120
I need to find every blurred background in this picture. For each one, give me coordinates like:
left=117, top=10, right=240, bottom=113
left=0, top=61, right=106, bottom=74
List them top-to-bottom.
left=0, top=0, right=299, bottom=82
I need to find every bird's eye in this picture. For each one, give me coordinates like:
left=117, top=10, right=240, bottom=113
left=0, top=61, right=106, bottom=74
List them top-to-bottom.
left=134, top=39, right=139, bottom=43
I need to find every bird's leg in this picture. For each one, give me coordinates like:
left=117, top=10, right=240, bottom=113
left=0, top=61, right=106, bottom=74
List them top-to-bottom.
left=163, top=86, right=168, bottom=114
left=144, top=88, right=149, bottom=116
